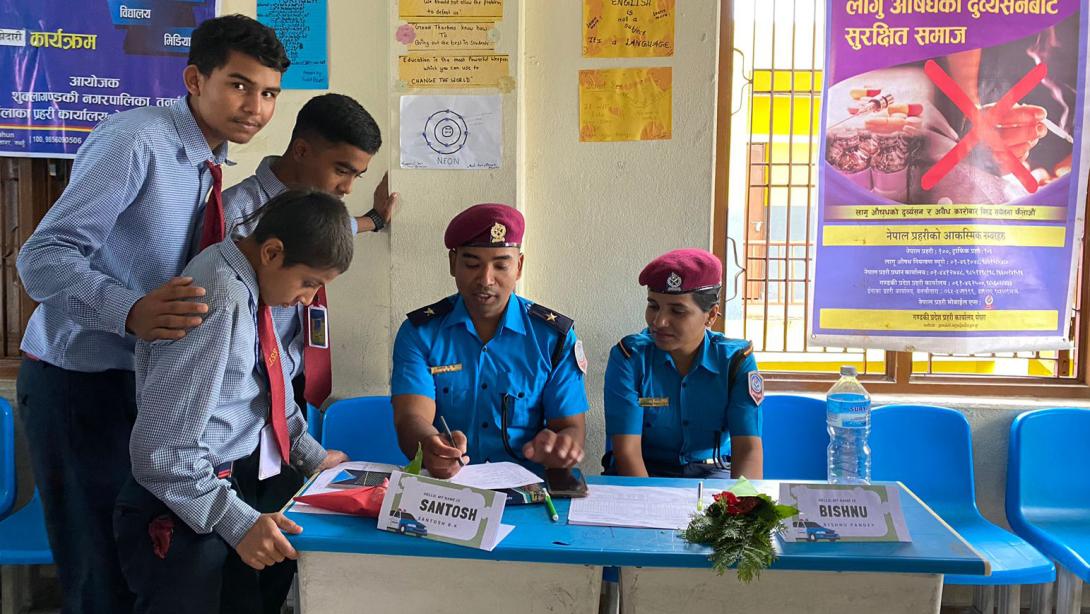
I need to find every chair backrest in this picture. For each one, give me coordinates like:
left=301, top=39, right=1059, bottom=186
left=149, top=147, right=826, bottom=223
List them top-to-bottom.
left=761, top=394, right=829, bottom=480
left=320, top=396, right=409, bottom=465
left=0, top=399, right=15, bottom=518
left=871, top=404, right=976, bottom=513
left=1007, top=408, right=1090, bottom=523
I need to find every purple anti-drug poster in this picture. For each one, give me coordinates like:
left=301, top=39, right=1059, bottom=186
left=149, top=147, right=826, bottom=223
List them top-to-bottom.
left=812, top=0, right=1090, bottom=353
left=0, top=1, right=218, bottom=158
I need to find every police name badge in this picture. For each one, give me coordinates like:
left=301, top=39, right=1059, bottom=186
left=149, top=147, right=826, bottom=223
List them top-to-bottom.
left=307, top=305, right=329, bottom=349
left=574, top=339, right=588, bottom=374
left=429, top=363, right=463, bottom=375
left=748, top=371, right=764, bottom=405
left=638, top=397, right=670, bottom=407
left=377, top=470, right=513, bottom=551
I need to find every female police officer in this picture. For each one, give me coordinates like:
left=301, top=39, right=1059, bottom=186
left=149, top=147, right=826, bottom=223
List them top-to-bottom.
left=603, top=249, right=763, bottom=479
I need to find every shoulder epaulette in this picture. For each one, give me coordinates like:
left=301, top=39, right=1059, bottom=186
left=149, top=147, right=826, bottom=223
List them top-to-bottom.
left=406, top=296, right=455, bottom=326
left=528, top=303, right=574, bottom=337
left=529, top=303, right=575, bottom=370
left=616, top=339, right=633, bottom=359
left=728, top=341, right=756, bottom=382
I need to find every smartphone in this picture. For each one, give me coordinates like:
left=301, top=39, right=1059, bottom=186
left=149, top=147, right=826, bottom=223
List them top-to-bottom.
left=545, top=467, right=588, bottom=498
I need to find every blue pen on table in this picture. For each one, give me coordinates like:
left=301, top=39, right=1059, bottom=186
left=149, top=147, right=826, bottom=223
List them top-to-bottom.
left=438, top=415, right=465, bottom=467
left=542, top=484, right=559, bottom=522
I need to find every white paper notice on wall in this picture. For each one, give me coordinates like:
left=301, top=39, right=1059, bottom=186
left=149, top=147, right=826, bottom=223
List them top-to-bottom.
left=400, top=95, right=502, bottom=170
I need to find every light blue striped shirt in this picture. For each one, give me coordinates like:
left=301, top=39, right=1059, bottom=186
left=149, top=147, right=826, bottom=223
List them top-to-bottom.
left=17, top=98, right=226, bottom=372
left=220, top=156, right=359, bottom=382
left=222, top=156, right=304, bottom=382
left=131, top=239, right=326, bottom=547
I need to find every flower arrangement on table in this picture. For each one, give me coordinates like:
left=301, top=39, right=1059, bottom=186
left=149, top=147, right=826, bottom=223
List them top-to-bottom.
left=679, top=478, right=799, bottom=583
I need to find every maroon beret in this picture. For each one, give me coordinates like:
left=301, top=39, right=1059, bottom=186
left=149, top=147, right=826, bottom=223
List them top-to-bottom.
left=444, top=203, right=525, bottom=249
left=639, top=249, right=723, bottom=293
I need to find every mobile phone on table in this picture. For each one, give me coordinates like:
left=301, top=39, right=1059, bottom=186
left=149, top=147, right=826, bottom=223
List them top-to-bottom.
left=545, top=467, right=588, bottom=498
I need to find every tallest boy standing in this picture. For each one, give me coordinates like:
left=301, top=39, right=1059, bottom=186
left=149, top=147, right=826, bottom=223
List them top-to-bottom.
left=16, top=15, right=288, bottom=613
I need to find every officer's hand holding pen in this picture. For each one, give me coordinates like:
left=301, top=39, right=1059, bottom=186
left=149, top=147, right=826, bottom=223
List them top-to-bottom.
left=522, top=429, right=585, bottom=468
left=421, top=431, right=469, bottom=479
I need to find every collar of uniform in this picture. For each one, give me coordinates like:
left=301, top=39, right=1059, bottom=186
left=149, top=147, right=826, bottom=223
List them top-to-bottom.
left=170, top=96, right=230, bottom=167
left=255, top=155, right=288, bottom=200
left=217, top=238, right=260, bottom=304
left=442, top=294, right=527, bottom=336
left=657, top=329, right=719, bottom=374
left=697, top=329, right=721, bottom=374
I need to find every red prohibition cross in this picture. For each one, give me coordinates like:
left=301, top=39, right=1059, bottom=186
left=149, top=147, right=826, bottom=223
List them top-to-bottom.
left=920, top=59, right=1047, bottom=194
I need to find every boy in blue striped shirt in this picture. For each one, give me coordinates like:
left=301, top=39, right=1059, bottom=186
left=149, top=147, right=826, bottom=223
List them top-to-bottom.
left=16, top=15, right=288, bottom=612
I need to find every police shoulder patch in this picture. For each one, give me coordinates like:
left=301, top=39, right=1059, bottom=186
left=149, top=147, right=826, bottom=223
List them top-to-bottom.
left=406, top=296, right=456, bottom=326
left=528, top=302, right=574, bottom=336
left=747, top=371, right=764, bottom=405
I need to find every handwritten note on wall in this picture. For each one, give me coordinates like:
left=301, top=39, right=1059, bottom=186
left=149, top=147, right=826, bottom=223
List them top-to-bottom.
left=257, top=0, right=328, bottom=89
left=399, top=0, right=503, bottom=20
left=583, top=0, right=675, bottom=58
left=402, top=22, right=495, bottom=51
left=399, top=53, right=509, bottom=88
left=579, top=67, right=672, bottom=142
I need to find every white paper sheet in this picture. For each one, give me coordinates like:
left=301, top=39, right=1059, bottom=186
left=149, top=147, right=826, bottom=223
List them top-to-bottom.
left=400, top=94, right=502, bottom=170
left=443, top=461, right=542, bottom=490
left=567, top=485, right=706, bottom=530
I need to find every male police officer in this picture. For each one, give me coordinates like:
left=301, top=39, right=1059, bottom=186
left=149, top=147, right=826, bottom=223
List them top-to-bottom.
left=391, top=204, right=588, bottom=478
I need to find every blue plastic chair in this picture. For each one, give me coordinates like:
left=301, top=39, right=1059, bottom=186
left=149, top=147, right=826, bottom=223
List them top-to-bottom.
left=761, top=394, right=828, bottom=480
left=320, top=396, right=408, bottom=465
left=0, top=398, right=54, bottom=611
left=306, top=402, right=322, bottom=441
left=871, top=405, right=1054, bottom=611
left=1007, top=408, right=1090, bottom=614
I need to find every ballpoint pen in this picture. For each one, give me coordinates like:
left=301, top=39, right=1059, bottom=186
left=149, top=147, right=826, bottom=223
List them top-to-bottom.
left=439, top=415, right=465, bottom=467
left=697, top=481, right=704, bottom=512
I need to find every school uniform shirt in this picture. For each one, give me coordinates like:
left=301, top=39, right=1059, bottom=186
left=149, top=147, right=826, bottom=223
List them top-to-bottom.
left=17, top=97, right=227, bottom=372
left=218, top=156, right=360, bottom=383
left=130, top=239, right=326, bottom=547
left=391, top=294, right=589, bottom=470
left=604, top=329, right=762, bottom=467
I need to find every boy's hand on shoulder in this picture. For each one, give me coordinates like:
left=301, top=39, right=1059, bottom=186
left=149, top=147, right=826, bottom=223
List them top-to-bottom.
left=126, top=276, right=209, bottom=341
left=317, top=449, right=349, bottom=472
left=236, top=513, right=301, bottom=570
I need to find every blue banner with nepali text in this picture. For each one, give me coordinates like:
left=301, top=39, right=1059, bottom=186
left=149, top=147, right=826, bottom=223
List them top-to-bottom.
left=812, top=0, right=1090, bottom=353
left=0, top=1, right=217, bottom=158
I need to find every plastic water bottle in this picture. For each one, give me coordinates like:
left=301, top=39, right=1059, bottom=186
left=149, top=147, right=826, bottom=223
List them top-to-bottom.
left=826, top=366, right=871, bottom=484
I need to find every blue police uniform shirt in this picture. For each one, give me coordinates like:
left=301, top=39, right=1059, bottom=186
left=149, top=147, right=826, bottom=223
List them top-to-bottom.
left=391, top=293, right=590, bottom=470
left=604, top=329, right=761, bottom=466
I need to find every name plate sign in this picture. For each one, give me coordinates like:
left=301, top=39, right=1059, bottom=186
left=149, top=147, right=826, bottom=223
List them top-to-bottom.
left=377, top=470, right=511, bottom=551
left=779, top=483, right=911, bottom=543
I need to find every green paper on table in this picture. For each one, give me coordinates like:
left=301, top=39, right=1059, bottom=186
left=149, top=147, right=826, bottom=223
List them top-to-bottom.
left=404, top=443, right=423, bottom=476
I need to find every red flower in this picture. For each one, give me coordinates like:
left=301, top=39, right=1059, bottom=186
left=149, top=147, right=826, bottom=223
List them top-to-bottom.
left=713, top=491, right=738, bottom=505
left=713, top=491, right=761, bottom=516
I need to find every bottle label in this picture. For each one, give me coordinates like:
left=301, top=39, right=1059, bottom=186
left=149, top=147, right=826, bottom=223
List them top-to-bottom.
left=829, top=401, right=869, bottom=428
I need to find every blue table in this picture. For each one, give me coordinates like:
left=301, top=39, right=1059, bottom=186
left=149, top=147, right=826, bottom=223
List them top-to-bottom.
left=287, top=477, right=987, bottom=614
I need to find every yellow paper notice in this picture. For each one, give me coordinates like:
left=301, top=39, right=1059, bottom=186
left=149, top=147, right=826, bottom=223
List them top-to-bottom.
left=399, top=0, right=503, bottom=20
left=583, top=0, right=675, bottom=57
left=405, top=22, right=495, bottom=51
left=399, top=53, right=509, bottom=88
left=579, top=68, right=672, bottom=142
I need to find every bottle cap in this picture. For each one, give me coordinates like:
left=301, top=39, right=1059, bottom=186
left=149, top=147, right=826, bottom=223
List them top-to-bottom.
left=840, top=365, right=857, bottom=377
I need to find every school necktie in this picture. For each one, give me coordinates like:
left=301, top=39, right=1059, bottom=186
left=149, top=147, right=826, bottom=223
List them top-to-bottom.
left=198, top=160, right=224, bottom=250
left=303, top=287, right=333, bottom=407
left=258, top=301, right=290, bottom=463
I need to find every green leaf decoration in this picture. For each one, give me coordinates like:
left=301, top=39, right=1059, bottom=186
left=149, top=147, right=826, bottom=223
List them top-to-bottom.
left=404, top=442, right=423, bottom=475
left=679, top=485, right=800, bottom=583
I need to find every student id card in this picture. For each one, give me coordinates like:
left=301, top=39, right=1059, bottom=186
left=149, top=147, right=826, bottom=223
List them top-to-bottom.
left=307, top=305, right=329, bottom=349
